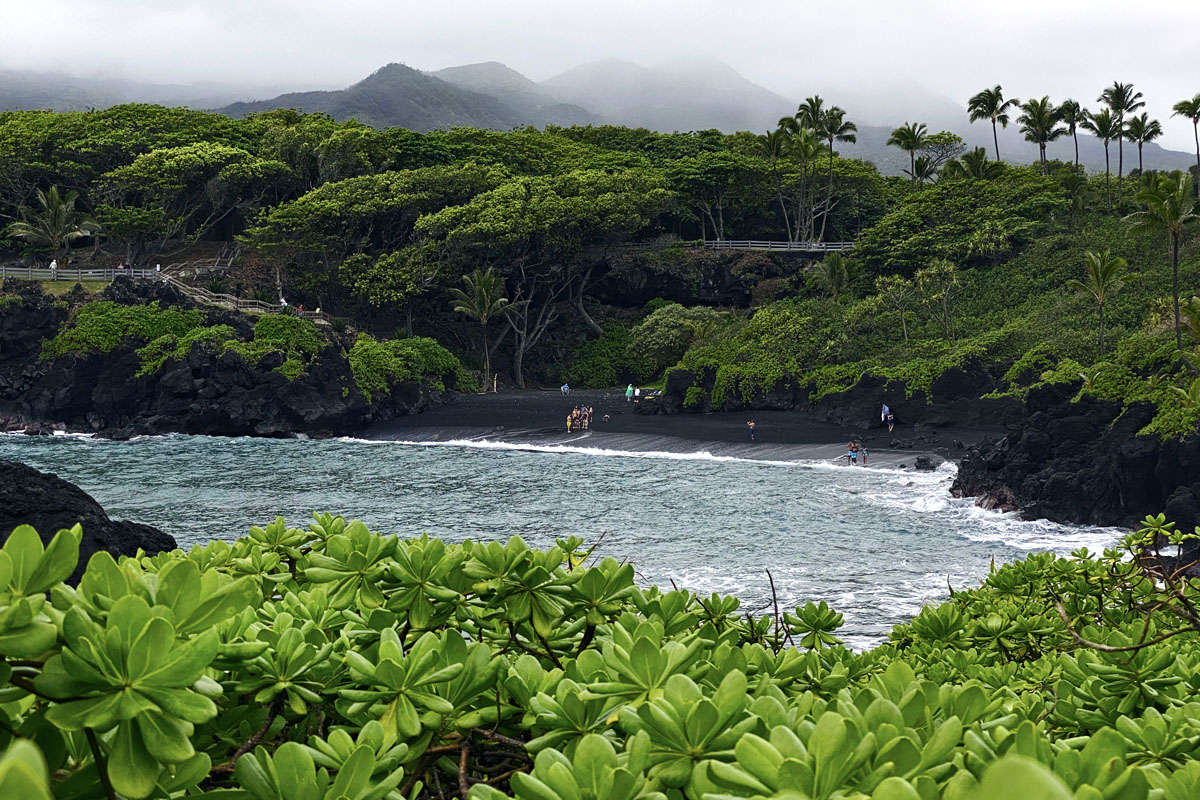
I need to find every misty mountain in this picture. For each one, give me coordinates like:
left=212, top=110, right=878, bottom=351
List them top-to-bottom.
left=541, top=57, right=793, bottom=134
left=3, top=59, right=1195, bottom=177
left=432, top=61, right=594, bottom=126
left=218, top=63, right=532, bottom=130
left=0, top=69, right=303, bottom=112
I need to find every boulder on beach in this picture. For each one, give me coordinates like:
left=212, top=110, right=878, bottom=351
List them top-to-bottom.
left=0, top=459, right=176, bottom=583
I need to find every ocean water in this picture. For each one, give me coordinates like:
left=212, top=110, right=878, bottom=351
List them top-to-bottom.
left=0, top=432, right=1119, bottom=648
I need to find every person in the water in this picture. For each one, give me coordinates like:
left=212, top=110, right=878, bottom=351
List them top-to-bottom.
left=847, top=441, right=860, bottom=465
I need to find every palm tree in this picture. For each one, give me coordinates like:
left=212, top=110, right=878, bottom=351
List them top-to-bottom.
left=1099, top=81, right=1145, bottom=200
left=967, top=85, right=1019, bottom=161
left=1172, top=93, right=1200, bottom=196
left=795, top=96, right=825, bottom=130
left=1016, top=96, right=1065, bottom=172
left=1058, top=100, right=1087, bottom=168
left=814, top=106, right=856, bottom=241
left=1081, top=109, right=1121, bottom=208
left=1124, top=113, right=1163, bottom=174
left=887, top=122, right=929, bottom=185
left=756, top=128, right=793, bottom=242
left=941, top=147, right=1004, bottom=180
left=906, top=156, right=938, bottom=185
left=1123, top=171, right=1200, bottom=350
left=3, top=186, right=100, bottom=264
left=1066, top=250, right=1130, bottom=355
left=812, top=253, right=852, bottom=301
left=448, top=268, right=510, bottom=391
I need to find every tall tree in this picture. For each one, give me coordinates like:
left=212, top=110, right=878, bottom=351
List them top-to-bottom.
left=1099, top=81, right=1145, bottom=203
left=967, top=85, right=1019, bottom=161
left=1172, top=93, right=1200, bottom=196
left=1016, top=96, right=1066, bottom=172
left=1057, top=99, right=1087, bottom=168
left=814, top=106, right=857, bottom=241
left=1081, top=108, right=1121, bottom=208
left=1124, top=113, right=1163, bottom=174
left=887, top=122, right=929, bottom=185
left=756, top=128, right=793, bottom=241
left=1123, top=171, right=1200, bottom=350
left=3, top=186, right=99, bottom=264
left=1066, top=250, right=1130, bottom=355
left=448, top=268, right=509, bottom=391
left=875, top=274, right=914, bottom=342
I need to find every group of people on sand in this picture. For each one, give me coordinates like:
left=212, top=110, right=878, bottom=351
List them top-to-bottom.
left=566, top=405, right=595, bottom=433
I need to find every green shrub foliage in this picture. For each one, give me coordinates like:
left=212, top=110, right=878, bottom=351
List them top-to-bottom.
left=348, top=333, right=470, bottom=402
left=3, top=514, right=1200, bottom=798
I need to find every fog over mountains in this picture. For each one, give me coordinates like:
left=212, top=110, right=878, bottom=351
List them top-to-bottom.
left=3, top=57, right=1195, bottom=175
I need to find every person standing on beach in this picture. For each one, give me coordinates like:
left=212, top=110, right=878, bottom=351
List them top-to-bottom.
left=626, top=384, right=634, bottom=402
left=747, top=420, right=756, bottom=441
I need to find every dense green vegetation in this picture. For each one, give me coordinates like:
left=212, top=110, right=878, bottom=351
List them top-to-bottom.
left=2, top=85, right=1198, bottom=418
left=38, top=299, right=464, bottom=390
left=2, top=515, right=1200, bottom=798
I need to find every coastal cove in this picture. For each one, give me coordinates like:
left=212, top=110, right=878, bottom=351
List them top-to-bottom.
left=0, top=420, right=1118, bottom=650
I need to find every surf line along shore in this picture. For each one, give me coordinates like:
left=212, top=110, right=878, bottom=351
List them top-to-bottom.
left=360, top=388, right=1001, bottom=468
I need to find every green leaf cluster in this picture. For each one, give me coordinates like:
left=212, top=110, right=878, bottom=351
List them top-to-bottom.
left=348, top=334, right=469, bottom=402
left=1, top=513, right=1200, bottom=798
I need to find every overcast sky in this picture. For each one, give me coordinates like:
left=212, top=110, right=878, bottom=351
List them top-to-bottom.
left=3, top=0, right=1198, bottom=150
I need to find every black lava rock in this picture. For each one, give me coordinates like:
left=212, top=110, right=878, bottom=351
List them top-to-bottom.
left=0, top=284, right=448, bottom=438
left=951, top=392, right=1200, bottom=529
left=0, top=459, right=176, bottom=584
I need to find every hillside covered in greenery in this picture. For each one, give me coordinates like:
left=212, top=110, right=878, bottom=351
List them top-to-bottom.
left=1, top=87, right=1198, bottom=430
left=2, top=514, right=1200, bottom=798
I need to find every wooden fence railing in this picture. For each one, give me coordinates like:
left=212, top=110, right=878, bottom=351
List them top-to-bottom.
left=611, top=239, right=854, bottom=253
left=703, top=240, right=855, bottom=252
left=0, top=266, right=161, bottom=281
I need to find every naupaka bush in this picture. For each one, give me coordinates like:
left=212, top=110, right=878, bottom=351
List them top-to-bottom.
left=1, top=513, right=1200, bottom=798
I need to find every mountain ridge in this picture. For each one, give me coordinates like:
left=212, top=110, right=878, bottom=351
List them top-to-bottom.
left=2, top=59, right=1195, bottom=174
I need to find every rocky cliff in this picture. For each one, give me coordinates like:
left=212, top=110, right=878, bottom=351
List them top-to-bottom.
left=0, top=279, right=449, bottom=438
left=951, top=380, right=1200, bottom=531
left=0, top=459, right=176, bottom=584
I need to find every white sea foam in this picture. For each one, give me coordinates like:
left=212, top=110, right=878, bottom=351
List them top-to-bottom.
left=337, top=435, right=814, bottom=466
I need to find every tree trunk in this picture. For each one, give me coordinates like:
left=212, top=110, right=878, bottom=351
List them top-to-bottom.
left=992, top=119, right=1001, bottom=161
left=1117, top=120, right=1125, bottom=206
left=1194, top=121, right=1199, bottom=198
left=1073, top=131, right=1079, bottom=167
left=1137, top=142, right=1143, bottom=174
left=819, top=143, right=835, bottom=242
left=1040, top=143, right=1047, bottom=173
left=1103, top=145, right=1111, bottom=209
left=909, top=150, right=915, bottom=184
left=772, top=167, right=792, bottom=242
left=1174, top=233, right=1182, bottom=351
left=573, top=269, right=604, bottom=337
left=1098, top=301, right=1105, bottom=355
left=900, top=309, right=908, bottom=343
left=481, top=324, right=490, bottom=392
left=512, top=346, right=525, bottom=389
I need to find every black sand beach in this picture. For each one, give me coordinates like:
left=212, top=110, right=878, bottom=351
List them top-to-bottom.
left=362, top=389, right=1007, bottom=468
